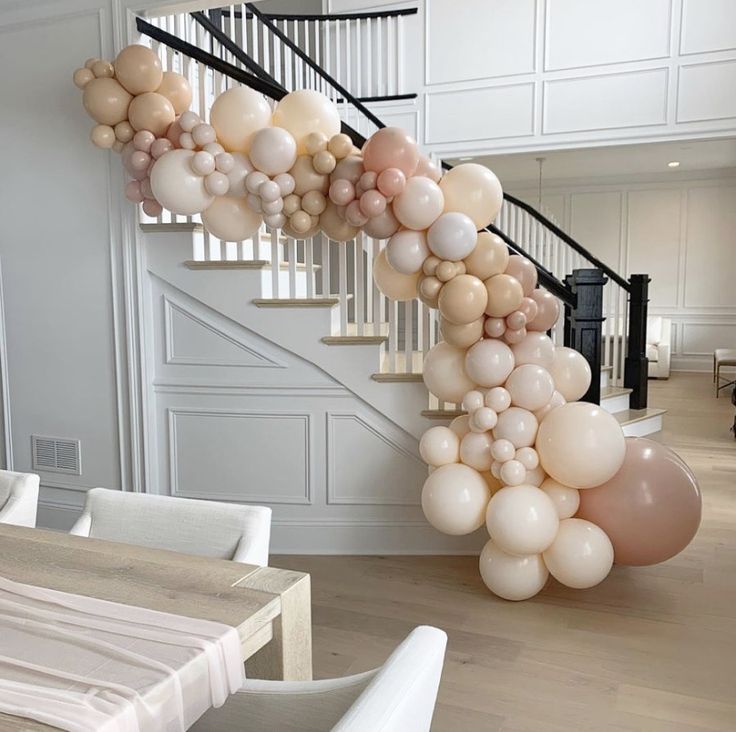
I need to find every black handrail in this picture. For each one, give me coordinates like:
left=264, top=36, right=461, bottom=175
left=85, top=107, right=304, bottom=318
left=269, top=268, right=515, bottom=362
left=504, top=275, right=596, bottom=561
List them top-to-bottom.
left=221, top=7, right=418, bottom=21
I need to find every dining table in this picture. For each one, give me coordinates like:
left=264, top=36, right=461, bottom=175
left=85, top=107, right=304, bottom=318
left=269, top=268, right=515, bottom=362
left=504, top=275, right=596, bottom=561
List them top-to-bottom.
left=0, top=523, right=312, bottom=731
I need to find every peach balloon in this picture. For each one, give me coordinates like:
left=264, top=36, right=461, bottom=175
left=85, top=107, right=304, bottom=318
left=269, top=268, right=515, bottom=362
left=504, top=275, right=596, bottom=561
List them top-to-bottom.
left=114, top=45, right=163, bottom=95
left=73, top=67, right=95, bottom=89
left=155, top=71, right=192, bottom=114
left=82, top=77, right=132, bottom=126
left=210, top=86, right=272, bottom=153
left=272, top=90, right=341, bottom=153
left=128, top=92, right=175, bottom=136
left=362, top=126, right=419, bottom=176
left=290, top=155, right=329, bottom=196
left=439, top=163, right=503, bottom=229
left=377, top=167, right=406, bottom=197
left=392, top=177, right=445, bottom=231
left=202, top=195, right=263, bottom=241
left=320, top=202, right=360, bottom=242
left=463, top=232, right=508, bottom=280
left=372, top=248, right=419, bottom=301
left=505, top=255, right=538, bottom=296
left=438, top=274, right=488, bottom=325
left=485, top=274, right=524, bottom=318
left=527, top=289, right=560, bottom=331
left=440, top=317, right=484, bottom=349
left=511, top=331, right=555, bottom=369
left=464, top=339, right=515, bottom=387
left=423, top=341, right=476, bottom=404
left=549, top=347, right=592, bottom=402
left=505, top=364, right=555, bottom=412
left=536, top=402, right=625, bottom=489
left=493, top=407, right=538, bottom=448
left=419, top=426, right=460, bottom=467
left=460, top=431, right=493, bottom=471
left=577, top=438, right=702, bottom=566
left=421, top=463, right=491, bottom=535
left=540, top=478, right=580, bottom=519
left=479, top=540, right=549, bottom=601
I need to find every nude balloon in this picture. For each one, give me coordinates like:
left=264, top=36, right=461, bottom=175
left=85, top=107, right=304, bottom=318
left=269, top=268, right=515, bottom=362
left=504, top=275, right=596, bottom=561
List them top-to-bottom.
left=114, top=45, right=163, bottom=95
left=156, top=71, right=192, bottom=115
left=82, top=77, right=132, bottom=125
left=210, top=86, right=272, bottom=153
left=272, top=90, right=341, bottom=154
left=128, top=92, right=175, bottom=137
left=249, top=126, right=297, bottom=175
left=362, top=126, right=419, bottom=177
left=150, top=149, right=214, bottom=215
left=290, top=155, right=329, bottom=196
left=439, top=163, right=503, bottom=229
left=392, top=177, right=445, bottom=231
left=202, top=195, right=263, bottom=241
left=320, top=202, right=359, bottom=242
left=363, top=206, right=401, bottom=239
left=385, top=229, right=429, bottom=274
left=463, top=232, right=508, bottom=281
left=372, top=248, right=420, bottom=301
left=505, top=255, right=538, bottom=296
left=438, top=274, right=488, bottom=325
left=485, top=274, right=524, bottom=318
left=527, top=289, right=560, bottom=331
left=440, top=317, right=484, bottom=349
left=511, top=331, right=555, bottom=369
left=464, top=339, right=514, bottom=387
left=423, top=341, right=476, bottom=404
left=549, top=346, right=592, bottom=401
left=505, top=364, right=555, bottom=412
left=534, top=390, right=566, bottom=422
left=536, top=402, right=625, bottom=489
left=493, top=407, right=538, bottom=448
left=419, top=426, right=460, bottom=467
left=459, top=432, right=493, bottom=471
left=577, top=438, right=702, bottom=566
left=421, top=464, right=491, bottom=535
left=540, top=478, right=580, bottom=519
left=479, top=540, right=549, bottom=601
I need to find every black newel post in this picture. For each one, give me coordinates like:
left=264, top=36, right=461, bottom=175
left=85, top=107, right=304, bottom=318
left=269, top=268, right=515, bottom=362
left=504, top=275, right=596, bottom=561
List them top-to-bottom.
left=563, top=269, right=607, bottom=404
left=624, top=274, right=650, bottom=409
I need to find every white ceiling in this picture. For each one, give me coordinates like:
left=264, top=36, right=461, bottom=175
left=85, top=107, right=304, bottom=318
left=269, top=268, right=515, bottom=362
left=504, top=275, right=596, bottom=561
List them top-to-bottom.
left=448, top=138, right=736, bottom=185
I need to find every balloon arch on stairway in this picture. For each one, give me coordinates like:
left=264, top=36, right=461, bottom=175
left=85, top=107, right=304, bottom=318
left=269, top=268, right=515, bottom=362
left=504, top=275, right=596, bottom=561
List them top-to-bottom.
left=72, top=45, right=702, bottom=601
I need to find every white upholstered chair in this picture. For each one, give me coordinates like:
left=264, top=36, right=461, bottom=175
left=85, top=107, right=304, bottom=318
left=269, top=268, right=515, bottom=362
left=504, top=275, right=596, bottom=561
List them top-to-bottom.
left=646, top=316, right=672, bottom=379
left=0, top=470, right=39, bottom=527
left=70, top=488, right=271, bottom=566
left=191, top=625, right=447, bottom=732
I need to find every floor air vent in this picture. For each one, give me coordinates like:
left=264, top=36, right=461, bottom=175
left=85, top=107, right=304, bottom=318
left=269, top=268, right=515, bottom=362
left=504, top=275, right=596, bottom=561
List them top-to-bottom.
left=31, top=435, right=81, bottom=475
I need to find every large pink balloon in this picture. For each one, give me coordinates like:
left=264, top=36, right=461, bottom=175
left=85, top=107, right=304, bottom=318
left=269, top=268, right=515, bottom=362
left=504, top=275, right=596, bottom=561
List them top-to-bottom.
left=362, top=127, right=419, bottom=177
left=577, top=438, right=702, bottom=566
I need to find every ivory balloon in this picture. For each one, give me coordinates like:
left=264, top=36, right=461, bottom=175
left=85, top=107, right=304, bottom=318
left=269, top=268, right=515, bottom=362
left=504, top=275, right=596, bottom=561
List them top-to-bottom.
left=114, top=45, right=163, bottom=95
left=155, top=71, right=192, bottom=115
left=82, top=78, right=132, bottom=126
left=210, top=86, right=272, bottom=153
left=272, top=90, right=341, bottom=154
left=127, top=92, right=175, bottom=137
left=249, top=126, right=298, bottom=176
left=362, top=126, right=419, bottom=177
left=150, top=149, right=214, bottom=215
left=225, top=152, right=255, bottom=197
left=290, top=155, right=329, bottom=196
left=439, top=163, right=503, bottom=229
left=392, top=177, right=445, bottom=231
left=202, top=195, right=262, bottom=241
left=320, top=202, right=359, bottom=242
left=363, top=206, right=400, bottom=239
left=427, top=212, right=477, bottom=261
left=385, top=229, right=429, bottom=274
left=463, top=232, right=508, bottom=281
left=372, top=248, right=420, bottom=301
left=505, top=255, right=537, bottom=296
left=485, top=274, right=524, bottom=318
left=438, top=275, right=488, bottom=325
left=527, top=289, right=560, bottom=331
left=440, top=317, right=484, bottom=349
left=511, top=332, right=555, bottom=369
left=464, top=339, right=515, bottom=387
left=423, top=341, right=476, bottom=404
left=549, top=347, right=592, bottom=402
left=505, top=364, right=555, bottom=412
left=485, top=386, right=511, bottom=413
left=534, top=390, right=566, bottom=422
left=536, top=402, right=625, bottom=489
left=493, top=407, right=538, bottom=448
left=449, top=415, right=471, bottom=440
left=419, top=426, right=460, bottom=467
left=459, top=432, right=493, bottom=471
left=577, top=438, right=702, bottom=566
left=421, top=463, right=491, bottom=535
left=540, top=478, right=580, bottom=519
left=486, top=485, right=559, bottom=556
left=543, top=518, right=614, bottom=589
left=479, top=540, right=549, bottom=601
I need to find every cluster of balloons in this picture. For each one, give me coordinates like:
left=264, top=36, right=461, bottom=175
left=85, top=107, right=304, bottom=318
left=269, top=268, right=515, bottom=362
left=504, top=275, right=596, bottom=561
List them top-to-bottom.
left=75, top=47, right=702, bottom=601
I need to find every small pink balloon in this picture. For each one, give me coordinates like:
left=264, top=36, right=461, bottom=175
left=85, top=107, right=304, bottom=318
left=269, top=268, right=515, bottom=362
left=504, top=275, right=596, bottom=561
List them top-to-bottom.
left=362, top=126, right=419, bottom=177
left=133, top=130, right=155, bottom=152
left=150, top=137, right=173, bottom=159
left=130, top=150, right=150, bottom=171
left=377, top=167, right=406, bottom=197
left=359, top=170, right=378, bottom=191
left=205, top=171, right=230, bottom=196
left=140, top=178, right=154, bottom=198
left=329, top=178, right=356, bottom=206
left=125, top=180, right=144, bottom=203
left=360, top=189, right=387, bottom=217
left=142, top=198, right=163, bottom=216
left=345, top=199, right=368, bottom=227
left=518, top=296, right=539, bottom=322
left=506, top=310, right=527, bottom=330
left=484, top=318, right=506, bottom=338
left=504, top=326, right=527, bottom=344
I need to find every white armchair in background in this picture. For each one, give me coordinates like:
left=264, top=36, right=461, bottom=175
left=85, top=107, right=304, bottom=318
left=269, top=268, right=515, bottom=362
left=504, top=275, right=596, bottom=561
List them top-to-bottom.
left=646, top=316, right=672, bottom=379
left=0, top=470, right=39, bottom=527
left=70, top=488, right=271, bottom=566
left=191, top=625, right=448, bottom=732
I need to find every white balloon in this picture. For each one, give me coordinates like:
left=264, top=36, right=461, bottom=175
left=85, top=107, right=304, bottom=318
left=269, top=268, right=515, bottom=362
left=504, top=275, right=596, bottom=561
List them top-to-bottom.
left=249, top=126, right=298, bottom=176
left=150, top=149, right=214, bottom=215
left=392, top=176, right=445, bottom=231
left=427, top=212, right=478, bottom=261
left=385, top=229, right=430, bottom=275
left=511, top=332, right=555, bottom=369
left=464, top=339, right=515, bottom=388
left=423, top=341, right=476, bottom=404
left=549, top=347, right=592, bottom=402
left=505, top=364, right=555, bottom=412
left=485, top=386, right=511, bottom=413
left=492, top=407, right=538, bottom=448
left=419, top=426, right=459, bottom=467
left=459, top=431, right=493, bottom=471
left=490, top=438, right=515, bottom=463
left=515, top=446, right=539, bottom=470
left=499, top=459, right=526, bottom=486
left=540, top=478, right=580, bottom=519
left=486, top=484, right=559, bottom=556
left=543, top=518, right=613, bottom=589
left=479, top=539, right=549, bottom=601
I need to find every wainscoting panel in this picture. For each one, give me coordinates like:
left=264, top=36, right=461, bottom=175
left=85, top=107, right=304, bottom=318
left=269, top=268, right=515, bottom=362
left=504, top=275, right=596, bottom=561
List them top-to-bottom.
left=680, top=0, right=736, bottom=55
left=677, top=60, right=736, bottom=123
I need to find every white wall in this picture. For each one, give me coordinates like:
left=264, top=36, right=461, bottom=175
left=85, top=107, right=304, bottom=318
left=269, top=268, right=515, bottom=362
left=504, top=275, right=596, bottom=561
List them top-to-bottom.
left=327, top=0, right=736, bottom=156
left=508, top=171, right=736, bottom=372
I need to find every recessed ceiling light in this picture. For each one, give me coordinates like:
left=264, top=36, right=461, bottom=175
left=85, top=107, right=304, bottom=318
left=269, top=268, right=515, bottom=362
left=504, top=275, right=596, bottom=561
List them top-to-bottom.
left=459, top=156, right=474, bottom=161
left=668, top=161, right=680, bottom=168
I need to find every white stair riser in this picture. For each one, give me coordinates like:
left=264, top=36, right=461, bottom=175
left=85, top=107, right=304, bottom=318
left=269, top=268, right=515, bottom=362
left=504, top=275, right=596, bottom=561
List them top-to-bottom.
left=259, top=269, right=316, bottom=299
left=600, top=370, right=610, bottom=388
left=600, top=392, right=631, bottom=414
left=621, top=414, right=663, bottom=437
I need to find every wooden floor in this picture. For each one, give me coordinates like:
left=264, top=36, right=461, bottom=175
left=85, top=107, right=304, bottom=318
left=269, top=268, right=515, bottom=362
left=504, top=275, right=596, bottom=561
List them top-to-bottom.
left=275, top=373, right=736, bottom=731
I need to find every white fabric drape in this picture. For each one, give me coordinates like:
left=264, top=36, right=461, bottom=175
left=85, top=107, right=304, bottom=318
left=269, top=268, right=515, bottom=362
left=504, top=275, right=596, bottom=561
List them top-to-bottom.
left=0, top=576, right=245, bottom=732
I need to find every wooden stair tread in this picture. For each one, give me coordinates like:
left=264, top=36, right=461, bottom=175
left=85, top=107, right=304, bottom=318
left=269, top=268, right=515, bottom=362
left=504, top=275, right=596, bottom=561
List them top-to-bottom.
left=141, top=222, right=203, bottom=233
left=184, top=260, right=321, bottom=271
left=253, top=296, right=352, bottom=307
left=322, top=335, right=388, bottom=345
left=371, top=372, right=423, bottom=382
left=600, top=385, right=633, bottom=399
left=614, top=407, right=666, bottom=426
left=421, top=409, right=463, bottom=419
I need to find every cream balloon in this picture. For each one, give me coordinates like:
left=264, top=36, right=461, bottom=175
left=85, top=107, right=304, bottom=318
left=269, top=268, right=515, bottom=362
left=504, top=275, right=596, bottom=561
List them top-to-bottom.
left=114, top=45, right=163, bottom=95
left=156, top=71, right=192, bottom=115
left=82, top=77, right=132, bottom=126
left=210, top=86, right=272, bottom=153
left=272, top=90, right=341, bottom=154
left=127, top=92, right=175, bottom=137
left=249, top=126, right=298, bottom=176
left=150, top=149, right=214, bottom=215
left=225, top=152, right=255, bottom=197
left=439, top=163, right=503, bottom=229
left=392, top=177, right=445, bottom=231
left=202, top=195, right=263, bottom=241
left=427, top=212, right=477, bottom=261
left=385, top=229, right=430, bottom=274
left=463, top=231, right=508, bottom=280
left=372, top=249, right=420, bottom=301
left=438, top=275, right=488, bottom=326
left=440, top=317, right=484, bottom=349
left=511, top=332, right=555, bottom=369
left=464, top=339, right=515, bottom=387
left=423, top=341, right=476, bottom=404
left=549, top=347, right=592, bottom=402
left=505, top=364, right=555, bottom=412
left=534, top=390, right=567, bottom=422
left=536, top=402, right=626, bottom=489
left=493, top=407, right=538, bottom=448
left=449, top=415, right=471, bottom=440
left=419, top=426, right=460, bottom=467
left=459, top=432, right=493, bottom=472
left=421, top=464, right=491, bottom=535
left=526, top=465, right=547, bottom=487
left=540, top=478, right=580, bottom=519
left=486, top=484, right=559, bottom=556
left=543, top=518, right=614, bottom=589
left=479, top=540, right=549, bottom=601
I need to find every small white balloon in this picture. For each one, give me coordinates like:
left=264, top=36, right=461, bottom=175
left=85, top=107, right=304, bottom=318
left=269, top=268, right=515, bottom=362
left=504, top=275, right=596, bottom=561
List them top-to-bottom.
left=249, top=126, right=298, bottom=176
left=191, top=150, right=215, bottom=176
left=215, top=152, right=235, bottom=174
left=246, top=170, right=269, bottom=195
left=204, top=171, right=230, bottom=197
left=274, top=172, right=296, bottom=196
left=259, top=180, right=282, bottom=203
left=245, top=193, right=262, bottom=213
left=262, top=198, right=284, bottom=215
left=427, top=212, right=478, bottom=261
left=264, top=213, right=287, bottom=228
left=385, top=229, right=430, bottom=275
left=464, top=339, right=515, bottom=388
left=505, top=364, right=555, bottom=412
left=485, top=386, right=511, bottom=413
left=462, top=390, right=485, bottom=414
left=470, top=407, right=498, bottom=433
left=493, top=407, right=538, bottom=449
left=449, top=415, right=471, bottom=440
left=419, top=426, right=459, bottom=467
left=490, top=438, right=515, bottom=463
left=515, top=446, right=539, bottom=470
left=499, top=459, right=526, bottom=486
left=490, top=461, right=502, bottom=479
left=525, top=465, right=547, bottom=487
left=479, top=540, right=549, bottom=601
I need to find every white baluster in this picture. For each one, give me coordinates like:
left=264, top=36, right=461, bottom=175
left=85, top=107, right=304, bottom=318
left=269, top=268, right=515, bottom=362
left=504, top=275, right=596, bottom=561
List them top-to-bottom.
left=376, top=16, right=383, bottom=98
left=365, top=17, right=373, bottom=98
left=270, top=227, right=280, bottom=297
left=355, top=232, right=365, bottom=336
left=305, top=235, right=314, bottom=298
left=321, top=236, right=330, bottom=298
left=287, top=237, right=297, bottom=297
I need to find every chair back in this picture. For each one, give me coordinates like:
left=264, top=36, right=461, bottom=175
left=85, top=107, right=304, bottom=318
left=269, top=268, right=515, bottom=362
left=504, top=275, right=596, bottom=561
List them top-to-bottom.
left=0, top=470, right=40, bottom=527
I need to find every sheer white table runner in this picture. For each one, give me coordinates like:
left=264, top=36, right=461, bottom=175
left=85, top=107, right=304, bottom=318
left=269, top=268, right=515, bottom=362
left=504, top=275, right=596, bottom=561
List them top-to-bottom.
left=0, top=575, right=245, bottom=732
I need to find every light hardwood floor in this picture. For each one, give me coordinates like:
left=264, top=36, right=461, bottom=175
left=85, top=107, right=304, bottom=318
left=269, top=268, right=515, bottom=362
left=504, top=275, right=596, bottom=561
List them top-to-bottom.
left=275, top=373, right=736, bottom=731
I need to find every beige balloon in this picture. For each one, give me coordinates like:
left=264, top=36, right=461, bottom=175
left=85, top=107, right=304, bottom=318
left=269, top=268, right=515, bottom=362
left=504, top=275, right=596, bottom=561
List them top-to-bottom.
left=114, top=45, right=163, bottom=95
left=73, top=67, right=95, bottom=89
left=156, top=71, right=193, bottom=115
left=82, top=77, right=132, bottom=126
left=210, top=86, right=272, bottom=153
left=272, top=90, right=341, bottom=154
left=127, top=92, right=175, bottom=136
left=90, top=124, right=115, bottom=149
left=150, top=149, right=214, bottom=215
left=290, top=155, right=329, bottom=196
left=439, top=163, right=503, bottom=229
left=202, top=195, right=263, bottom=241
left=320, top=202, right=359, bottom=242
left=463, top=231, right=508, bottom=280
left=372, top=249, right=420, bottom=301
left=485, top=273, right=524, bottom=317
left=437, top=274, right=488, bottom=325
left=418, top=275, right=441, bottom=308
left=440, top=316, right=484, bottom=349
left=511, top=331, right=555, bottom=369
left=464, top=339, right=515, bottom=388
left=423, top=341, right=476, bottom=404
left=549, top=346, right=592, bottom=402
left=505, top=364, right=555, bottom=412
left=493, top=406, right=538, bottom=448
left=449, top=415, right=471, bottom=440
left=419, top=426, right=460, bottom=467
left=459, top=431, right=493, bottom=471
left=540, top=478, right=580, bottom=519
left=479, top=540, right=549, bottom=601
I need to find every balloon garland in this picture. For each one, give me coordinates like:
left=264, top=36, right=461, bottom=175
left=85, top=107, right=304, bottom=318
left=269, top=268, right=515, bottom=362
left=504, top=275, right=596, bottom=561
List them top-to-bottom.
left=74, top=46, right=703, bottom=600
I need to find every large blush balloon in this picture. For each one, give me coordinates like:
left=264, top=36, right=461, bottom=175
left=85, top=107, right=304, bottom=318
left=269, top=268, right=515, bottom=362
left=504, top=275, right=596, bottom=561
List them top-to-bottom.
left=114, top=45, right=163, bottom=95
left=156, top=71, right=192, bottom=115
left=82, top=78, right=132, bottom=126
left=210, top=86, right=272, bottom=153
left=273, top=90, right=341, bottom=154
left=249, top=126, right=298, bottom=176
left=362, top=126, right=419, bottom=177
left=150, top=149, right=214, bottom=215
left=439, top=163, right=503, bottom=229
left=392, top=177, right=445, bottom=231
left=202, top=195, right=263, bottom=241
left=463, top=232, right=508, bottom=280
left=372, top=248, right=420, bottom=301
left=438, top=275, right=488, bottom=325
left=527, top=289, right=560, bottom=331
left=464, top=339, right=515, bottom=387
left=423, top=341, right=476, bottom=404
left=549, top=347, right=592, bottom=402
left=536, top=402, right=625, bottom=489
left=419, top=426, right=460, bottom=467
left=577, top=438, right=702, bottom=566
left=421, top=463, right=491, bottom=535
left=543, top=518, right=614, bottom=589
left=479, top=540, right=549, bottom=601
